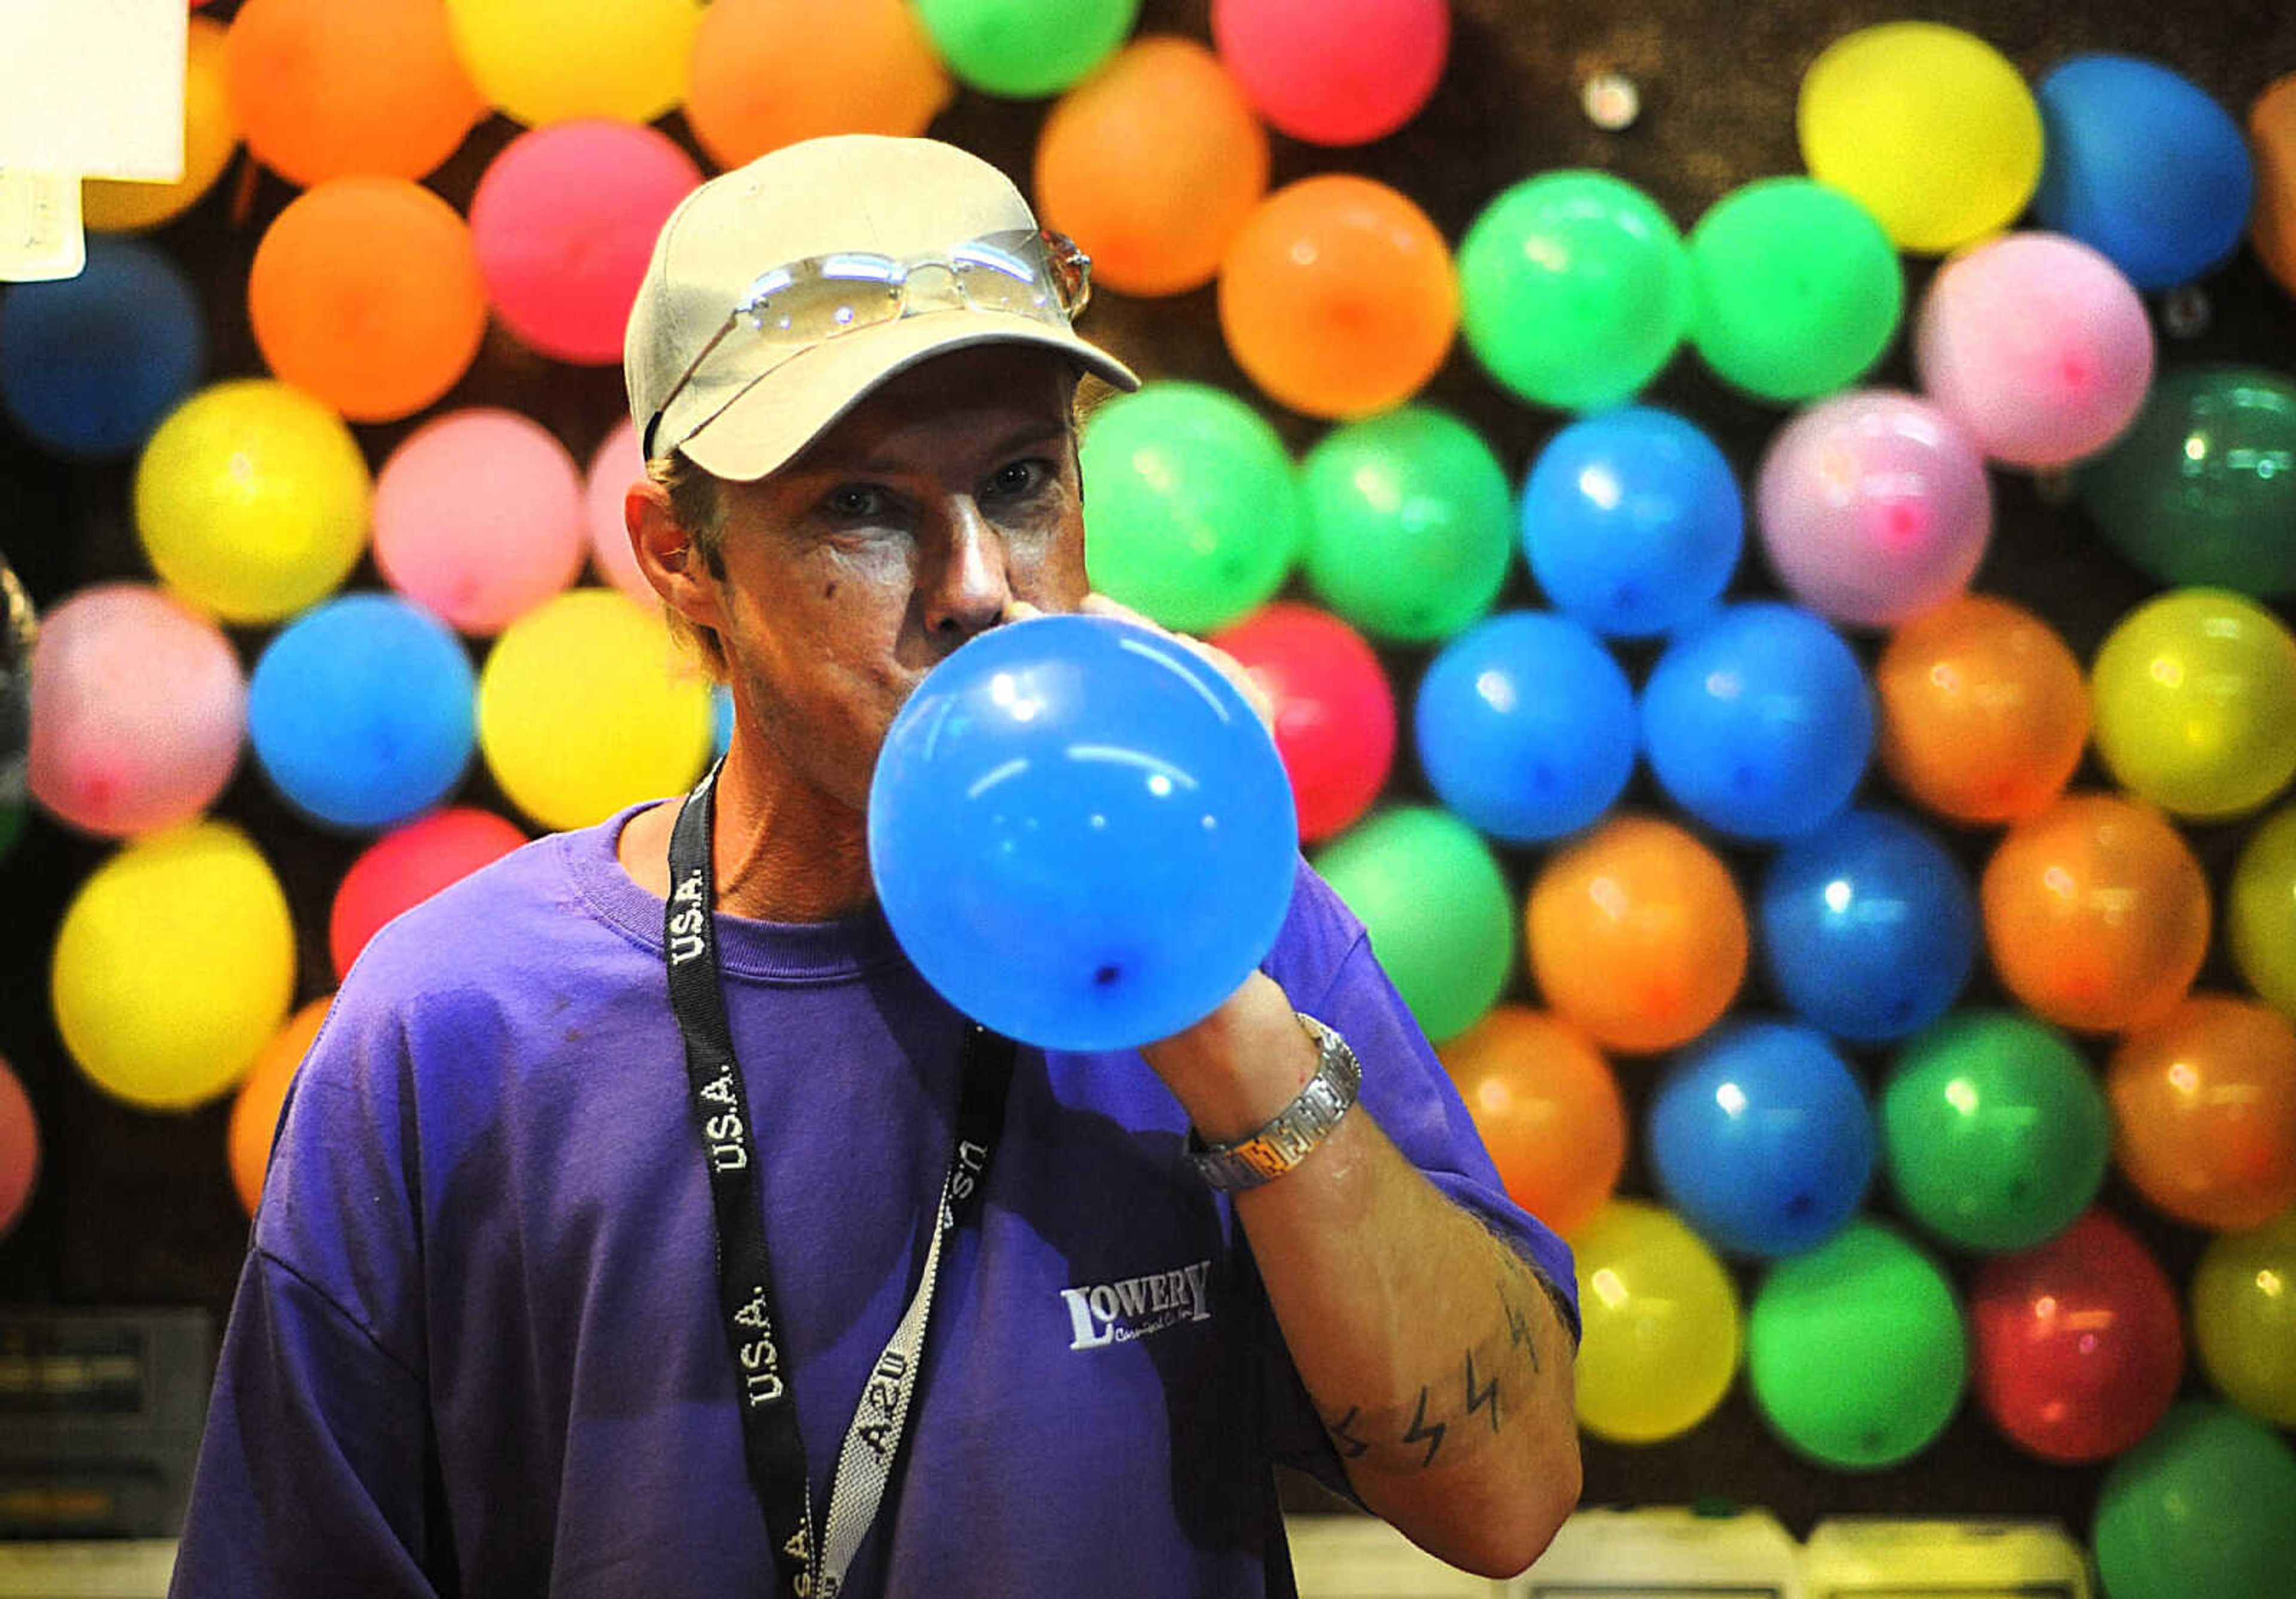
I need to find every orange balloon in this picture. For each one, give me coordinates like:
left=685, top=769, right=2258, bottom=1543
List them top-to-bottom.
left=224, top=0, right=484, bottom=187
left=685, top=0, right=950, bottom=170
left=83, top=17, right=238, bottom=233
left=1036, top=36, right=1270, bottom=298
left=2251, top=74, right=2296, bottom=300
left=1217, top=173, right=1456, bottom=419
left=248, top=176, right=488, bottom=423
left=1877, top=593, right=2090, bottom=825
left=1980, top=793, right=2210, bottom=1033
left=1526, top=814, right=1749, bottom=1054
left=227, top=994, right=331, bottom=1217
left=2108, top=994, right=2296, bottom=1231
left=1438, top=1005, right=1626, bottom=1237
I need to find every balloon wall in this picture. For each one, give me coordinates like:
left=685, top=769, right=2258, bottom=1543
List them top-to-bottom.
left=2, top=0, right=2295, bottom=1580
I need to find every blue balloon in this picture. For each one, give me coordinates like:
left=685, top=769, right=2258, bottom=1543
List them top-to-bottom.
left=2035, top=54, right=2255, bottom=290
left=0, top=237, right=206, bottom=460
left=1520, top=405, right=1743, bottom=639
left=248, top=595, right=477, bottom=831
left=1639, top=601, right=1873, bottom=840
left=1413, top=610, right=1635, bottom=843
left=869, top=614, right=1298, bottom=1051
left=712, top=683, right=735, bottom=759
left=1758, top=808, right=1977, bottom=1044
left=1649, top=1020, right=1876, bottom=1258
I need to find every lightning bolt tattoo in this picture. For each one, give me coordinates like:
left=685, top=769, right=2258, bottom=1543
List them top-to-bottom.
left=1501, top=1279, right=1540, bottom=1372
left=1463, top=1350, right=1501, bottom=1433
left=1401, top=1387, right=1448, bottom=1467
left=1326, top=1406, right=1369, bottom=1460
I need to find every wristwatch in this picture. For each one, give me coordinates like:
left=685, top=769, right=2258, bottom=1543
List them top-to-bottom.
left=1186, top=1012, right=1363, bottom=1192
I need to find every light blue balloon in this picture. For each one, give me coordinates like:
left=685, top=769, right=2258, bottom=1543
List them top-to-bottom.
left=0, top=237, right=205, bottom=460
left=712, top=683, right=735, bottom=759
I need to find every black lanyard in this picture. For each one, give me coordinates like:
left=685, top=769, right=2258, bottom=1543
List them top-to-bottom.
left=665, top=765, right=1013, bottom=1598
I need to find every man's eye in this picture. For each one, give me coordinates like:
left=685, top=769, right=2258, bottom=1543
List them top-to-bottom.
left=988, top=459, right=1049, bottom=498
left=825, top=485, right=890, bottom=520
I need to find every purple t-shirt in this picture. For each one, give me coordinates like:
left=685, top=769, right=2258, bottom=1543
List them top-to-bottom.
left=171, top=807, right=1576, bottom=1598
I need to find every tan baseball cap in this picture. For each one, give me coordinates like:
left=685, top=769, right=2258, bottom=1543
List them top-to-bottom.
left=625, top=135, right=1139, bottom=483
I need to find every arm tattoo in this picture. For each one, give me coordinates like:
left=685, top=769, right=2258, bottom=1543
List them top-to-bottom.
left=1501, top=1277, right=1541, bottom=1373
left=1463, top=1348, right=1502, bottom=1432
left=1400, top=1387, right=1448, bottom=1467
left=1327, top=1405, right=1370, bottom=1460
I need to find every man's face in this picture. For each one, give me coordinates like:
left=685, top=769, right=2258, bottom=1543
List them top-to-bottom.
left=704, top=343, right=1087, bottom=812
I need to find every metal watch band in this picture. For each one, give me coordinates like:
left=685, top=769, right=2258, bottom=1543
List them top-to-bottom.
left=1186, top=1012, right=1363, bottom=1192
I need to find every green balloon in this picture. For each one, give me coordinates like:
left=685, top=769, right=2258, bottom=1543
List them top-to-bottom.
left=913, top=0, right=1139, bottom=98
left=1457, top=170, right=1693, bottom=411
left=1687, top=177, right=1903, bottom=403
left=2076, top=366, right=2296, bottom=599
left=1080, top=381, right=1302, bottom=634
left=1298, top=406, right=1513, bottom=644
left=1311, top=806, right=1513, bottom=1043
left=1879, top=1010, right=2109, bottom=1253
left=1746, top=1219, right=1967, bottom=1471
left=2093, top=1402, right=2296, bottom=1599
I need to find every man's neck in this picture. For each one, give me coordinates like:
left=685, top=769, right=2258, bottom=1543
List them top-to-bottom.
left=616, top=739, right=874, bottom=923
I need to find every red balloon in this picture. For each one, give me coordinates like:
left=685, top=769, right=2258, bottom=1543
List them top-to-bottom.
left=1211, top=0, right=1449, bottom=147
left=1211, top=602, right=1395, bottom=842
left=331, top=807, right=529, bottom=979
left=1970, top=1208, right=2185, bottom=1464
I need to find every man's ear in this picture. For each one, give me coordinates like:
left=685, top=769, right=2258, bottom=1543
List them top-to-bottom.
left=626, top=477, right=728, bottom=635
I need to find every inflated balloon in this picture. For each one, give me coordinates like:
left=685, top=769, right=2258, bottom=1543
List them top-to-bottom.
left=223, top=0, right=484, bottom=186
left=443, top=0, right=702, bottom=127
left=686, top=0, right=950, bottom=170
left=915, top=0, right=1138, bottom=99
left=1210, top=0, right=1448, bottom=147
left=83, top=16, right=236, bottom=233
left=1797, top=22, right=2042, bottom=254
left=1034, top=36, right=1266, bottom=298
left=2034, top=54, right=2255, bottom=290
left=2254, top=77, right=2296, bottom=300
left=471, top=121, right=701, bottom=367
left=1457, top=171, right=1692, bottom=411
left=1218, top=175, right=1455, bottom=419
left=247, top=177, right=487, bottom=423
left=1688, top=177, right=1903, bottom=403
left=1913, top=232, right=2155, bottom=470
left=0, top=237, right=206, bottom=459
left=2075, top=367, right=2296, bottom=599
left=134, top=379, right=371, bottom=624
left=1079, top=381, right=1302, bottom=634
left=1754, top=391, right=1990, bottom=628
left=1297, top=406, right=1512, bottom=644
left=1519, top=406, right=1742, bottom=639
left=374, top=409, right=590, bottom=634
left=585, top=419, right=652, bottom=605
left=26, top=584, right=244, bottom=838
left=2092, top=588, right=2296, bottom=820
left=477, top=590, right=715, bottom=832
left=1875, top=594, right=2090, bottom=825
left=248, top=595, right=477, bottom=832
left=1208, top=602, right=1394, bottom=843
left=1639, top=602, right=1874, bottom=841
left=1413, top=611, right=1635, bottom=844
left=871, top=614, right=1294, bottom=1051
left=713, top=684, right=735, bottom=760
left=1980, top=794, right=2209, bottom=1033
left=2230, top=804, right=2296, bottom=1018
left=1313, top=806, right=1513, bottom=1045
left=331, top=807, right=529, bottom=979
left=1758, top=808, right=1977, bottom=1043
left=1525, top=814, right=1748, bottom=1055
left=51, top=821, right=295, bottom=1111
left=227, top=996, right=329, bottom=1218
left=2108, top=996, right=2296, bottom=1232
left=1437, top=1007, right=1625, bottom=1238
left=1881, top=1009, right=2111, bottom=1252
left=1648, top=1020, right=1874, bottom=1258
left=0, top=1056, right=36, bottom=1240
left=1568, top=1198, right=1742, bottom=1446
left=2191, top=1208, right=2296, bottom=1426
left=1970, top=1209, right=2184, bottom=1463
left=1745, top=1219, right=1968, bottom=1470
left=2092, top=1402, right=2296, bottom=1599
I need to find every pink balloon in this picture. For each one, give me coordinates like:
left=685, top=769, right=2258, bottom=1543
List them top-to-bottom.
left=1212, top=0, right=1449, bottom=147
left=469, top=120, right=701, bottom=365
left=1914, top=231, right=2155, bottom=469
left=1756, top=390, right=1993, bottom=628
left=373, top=408, right=589, bottom=633
left=585, top=417, right=653, bottom=605
left=27, top=583, right=245, bottom=837
left=0, top=1055, right=36, bottom=1240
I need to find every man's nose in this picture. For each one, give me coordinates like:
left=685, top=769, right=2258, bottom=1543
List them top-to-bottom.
left=922, top=501, right=1012, bottom=638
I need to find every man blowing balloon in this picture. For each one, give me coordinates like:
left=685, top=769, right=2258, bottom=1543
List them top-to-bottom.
left=171, top=136, right=1580, bottom=1598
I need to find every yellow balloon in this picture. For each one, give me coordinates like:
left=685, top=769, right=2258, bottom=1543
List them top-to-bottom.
left=444, top=0, right=703, bottom=127
left=83, top=17, right=239, bottom=233
left=1797, top=22, right=2042, bottom=254
left=134, top=379, right=372, bottom=624
left=2092, top=588, right=2296, bottom=821
left=478, top=590, right=713, bottom=831
left=2231, top=804, right=2296, bottom=1020
left=52, top=822, right=296, bottom=1112
left=1569, top=1198, right=1742, bottom=1445
left=2191, top=1207, right=2296, bottom=1426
